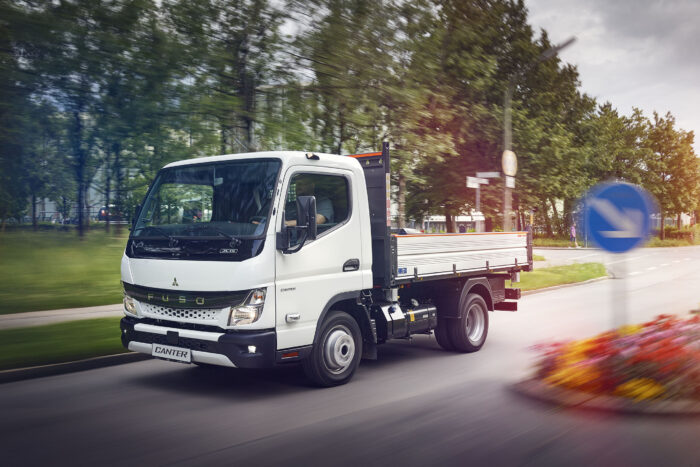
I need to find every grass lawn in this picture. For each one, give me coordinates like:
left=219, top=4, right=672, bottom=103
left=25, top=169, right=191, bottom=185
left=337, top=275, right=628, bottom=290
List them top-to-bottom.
left=0, top=230, right=128, bottom=314
left=534, top=236, right=698, bottom=248
left=645, top=236, right=699, bottom=247
left=533, top=237, right=573, bottom=247
left=533, top=254, right=546, bottom=261
left=511, top=262, right=607, bottom=291
left=0, top=317, right=125, bottom=371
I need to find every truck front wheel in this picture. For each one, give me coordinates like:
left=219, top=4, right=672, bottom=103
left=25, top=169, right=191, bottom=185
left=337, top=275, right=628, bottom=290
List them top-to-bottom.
left=448, top=293, right=489, bottom=352
left=302, top=310, right=362, bottom=387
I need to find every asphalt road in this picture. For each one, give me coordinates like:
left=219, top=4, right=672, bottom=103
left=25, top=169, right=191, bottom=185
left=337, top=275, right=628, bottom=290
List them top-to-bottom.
left=1, top=246, right=699, bottom=466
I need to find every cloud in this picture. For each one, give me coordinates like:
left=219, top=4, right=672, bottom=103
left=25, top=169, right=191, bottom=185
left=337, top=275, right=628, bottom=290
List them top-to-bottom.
left=526, top=0, right=700, bottom=141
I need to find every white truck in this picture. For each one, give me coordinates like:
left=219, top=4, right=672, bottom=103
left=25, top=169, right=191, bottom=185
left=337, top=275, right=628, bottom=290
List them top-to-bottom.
left=120, top=143, right=532, bottom=386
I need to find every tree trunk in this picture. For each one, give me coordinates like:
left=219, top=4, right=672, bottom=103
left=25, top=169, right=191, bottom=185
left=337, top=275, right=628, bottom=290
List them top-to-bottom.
left=72, top=108, right=87, bottom=238
left=220, top=121, right=228, bottom=154
left=113, top=142, right=123, bottom=234
left=104, top=158, right=111, bottom=233
left=398, top=172, right=406, bottom=229
left=77, top=182, right=85, bottom=238
left=32, top=194, right=37, bottom=231
left=550, top=198, right=562, bottom=237
left=541, top=200, right=553, bottom=237
left=444, top=208, right=455, bottom=233
left=518, top=210, right=525, bottom=231
left=660, top=212, right=665, bottom=240
left=677, top=213, right=681, bottom=230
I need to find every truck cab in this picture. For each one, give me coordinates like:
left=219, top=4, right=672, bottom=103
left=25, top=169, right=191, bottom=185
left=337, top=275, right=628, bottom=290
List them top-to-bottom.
left=120, top=144, right=531, bottom=386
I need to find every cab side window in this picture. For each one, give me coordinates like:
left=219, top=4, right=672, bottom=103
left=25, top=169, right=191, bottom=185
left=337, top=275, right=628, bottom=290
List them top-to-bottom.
left=285, top=173, right=350, bottom=238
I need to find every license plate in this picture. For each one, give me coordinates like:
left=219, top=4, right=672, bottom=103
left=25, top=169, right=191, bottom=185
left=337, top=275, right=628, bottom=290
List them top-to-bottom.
left=152, top=344, right=191, bottom=363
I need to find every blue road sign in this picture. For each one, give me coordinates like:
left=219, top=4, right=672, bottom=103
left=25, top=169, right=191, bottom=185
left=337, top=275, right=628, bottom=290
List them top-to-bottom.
left=584, top=182, right=654, bottom=253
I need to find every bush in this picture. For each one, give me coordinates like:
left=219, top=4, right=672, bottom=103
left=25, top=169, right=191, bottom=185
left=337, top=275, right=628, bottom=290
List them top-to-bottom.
left=531, top=314, right=700, bottom=401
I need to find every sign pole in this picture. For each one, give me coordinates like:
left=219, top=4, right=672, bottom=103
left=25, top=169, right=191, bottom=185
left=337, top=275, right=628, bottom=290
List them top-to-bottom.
left=585, top=182, right=653, bottom=330
left=614, top=253, right=628, bottom=328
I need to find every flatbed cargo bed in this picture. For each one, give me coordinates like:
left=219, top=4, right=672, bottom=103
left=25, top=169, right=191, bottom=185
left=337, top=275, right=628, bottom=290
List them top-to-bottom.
left=348, top=143, right=533, bottom=288
left=393, top=231, right=530, bottom=284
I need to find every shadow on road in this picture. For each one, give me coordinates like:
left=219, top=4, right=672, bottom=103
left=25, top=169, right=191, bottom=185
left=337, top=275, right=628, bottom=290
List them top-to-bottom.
left=126, top=334, right=458, bottom=398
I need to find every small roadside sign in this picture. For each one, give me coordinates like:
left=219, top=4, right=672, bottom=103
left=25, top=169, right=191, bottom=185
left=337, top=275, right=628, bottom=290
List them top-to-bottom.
left=502, top=150, right=517, bottom=177
left=476, top=171, right=500, bottom=178
left=466, top=176, right=488, bottom=188
left=505, top=176, right=515, bottom=189
left=584, top=182, right=653, bottom=253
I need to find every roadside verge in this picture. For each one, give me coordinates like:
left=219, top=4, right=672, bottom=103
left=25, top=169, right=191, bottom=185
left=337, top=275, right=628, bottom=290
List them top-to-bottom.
left=0, top=262, right=609, bottom=383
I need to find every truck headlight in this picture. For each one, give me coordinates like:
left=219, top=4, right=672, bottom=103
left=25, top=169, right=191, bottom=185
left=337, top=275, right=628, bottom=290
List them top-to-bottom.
left=228, top=288, right=266, bottom=326
left=123, top=294, right=138, bottom=317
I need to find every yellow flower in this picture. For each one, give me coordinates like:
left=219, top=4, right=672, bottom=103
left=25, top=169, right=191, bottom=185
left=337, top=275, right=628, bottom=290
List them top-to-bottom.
left=617, top=324, right=643, bottom=336
left=545, top=363, right=602, bottom=392
left=614, top=378, right=665, bottom=401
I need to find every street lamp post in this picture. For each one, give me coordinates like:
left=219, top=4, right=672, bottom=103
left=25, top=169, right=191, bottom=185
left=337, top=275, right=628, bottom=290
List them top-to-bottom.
left=502, top=37, right=576, bottom=231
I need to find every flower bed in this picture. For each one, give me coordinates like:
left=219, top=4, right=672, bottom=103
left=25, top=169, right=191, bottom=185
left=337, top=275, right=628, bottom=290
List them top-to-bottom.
left=531, top=314, right=700, bottom=402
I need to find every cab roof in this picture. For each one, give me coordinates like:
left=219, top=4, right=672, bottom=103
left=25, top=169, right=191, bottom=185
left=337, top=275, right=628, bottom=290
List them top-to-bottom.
left=162, top=151, right=362, bottom=172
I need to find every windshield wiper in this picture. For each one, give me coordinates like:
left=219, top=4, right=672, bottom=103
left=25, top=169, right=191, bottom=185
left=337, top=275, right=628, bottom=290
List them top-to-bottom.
left=182, top=225, right=242, bottom=247
left=131, top=226, right=181, bottom=248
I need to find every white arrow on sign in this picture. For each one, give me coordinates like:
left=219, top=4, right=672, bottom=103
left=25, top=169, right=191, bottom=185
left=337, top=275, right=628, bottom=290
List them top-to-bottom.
left=589, top=198, right=643, bottom=238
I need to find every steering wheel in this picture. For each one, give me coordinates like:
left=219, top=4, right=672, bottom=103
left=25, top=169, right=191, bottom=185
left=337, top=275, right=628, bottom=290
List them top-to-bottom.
left=249, top=216, right=266, bottom=225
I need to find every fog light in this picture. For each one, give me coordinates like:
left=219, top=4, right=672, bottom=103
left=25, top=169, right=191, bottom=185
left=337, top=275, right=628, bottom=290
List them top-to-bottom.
left=247, top=345, right=257, bottom=354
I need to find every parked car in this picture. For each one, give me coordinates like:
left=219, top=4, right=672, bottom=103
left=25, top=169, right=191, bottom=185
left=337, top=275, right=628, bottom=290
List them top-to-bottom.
left=97, top=205, right=125, bottom=222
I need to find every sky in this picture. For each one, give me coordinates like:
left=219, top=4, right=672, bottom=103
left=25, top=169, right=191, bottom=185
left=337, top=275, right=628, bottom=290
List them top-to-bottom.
left=526, top=0, right=700, bottom=145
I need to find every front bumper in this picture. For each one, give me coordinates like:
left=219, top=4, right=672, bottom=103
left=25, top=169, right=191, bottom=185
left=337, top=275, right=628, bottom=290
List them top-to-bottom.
left=120, top=317, right=277, bottom=368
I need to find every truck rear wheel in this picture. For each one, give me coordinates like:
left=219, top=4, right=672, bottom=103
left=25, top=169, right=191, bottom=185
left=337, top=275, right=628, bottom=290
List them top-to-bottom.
left=448, top=293, right=489, bottom=352
left=302, top=310, right=362, bottom=387
left=434, top=319, right=456, bottom=351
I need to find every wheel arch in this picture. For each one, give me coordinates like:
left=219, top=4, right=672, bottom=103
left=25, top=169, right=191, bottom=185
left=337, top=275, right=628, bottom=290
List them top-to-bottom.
left=464, top=282, right=493, bottom=312
left=313, top=291, right=374, bottom=345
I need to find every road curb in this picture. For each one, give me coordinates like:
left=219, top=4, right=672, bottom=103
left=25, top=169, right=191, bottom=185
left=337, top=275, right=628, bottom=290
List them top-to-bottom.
left=533, top=247, right=597, bottom=250
left=521, top=276, right=609, bottom=296
left=0, top=352, right=150, bottom=385
left=511, top=379, right=700, bottom=417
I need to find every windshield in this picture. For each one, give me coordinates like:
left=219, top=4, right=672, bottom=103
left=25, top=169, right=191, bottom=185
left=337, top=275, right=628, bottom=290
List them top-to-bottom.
left=132, top=158, right=281, bottom=240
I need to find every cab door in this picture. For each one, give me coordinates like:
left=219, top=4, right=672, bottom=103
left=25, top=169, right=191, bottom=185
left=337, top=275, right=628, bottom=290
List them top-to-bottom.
left=275, top=166, right=364, bottom=350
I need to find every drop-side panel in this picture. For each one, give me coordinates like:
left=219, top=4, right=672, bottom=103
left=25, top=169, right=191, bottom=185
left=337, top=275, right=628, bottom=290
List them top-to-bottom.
left=395, top=232, right=529, bottom=280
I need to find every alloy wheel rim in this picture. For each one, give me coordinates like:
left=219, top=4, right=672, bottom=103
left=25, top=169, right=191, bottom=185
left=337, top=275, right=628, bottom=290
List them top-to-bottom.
left=466, top=304, right=485, bottom=343
left=323, top=325, right=355, bottom=375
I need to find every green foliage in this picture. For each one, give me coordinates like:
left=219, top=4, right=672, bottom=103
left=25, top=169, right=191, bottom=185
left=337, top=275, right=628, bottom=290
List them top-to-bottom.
left=0, top=0, right=698, bottom=236
left=0, top=231, right=127, bottom=314
left=0, top=317, right=125, bottom=371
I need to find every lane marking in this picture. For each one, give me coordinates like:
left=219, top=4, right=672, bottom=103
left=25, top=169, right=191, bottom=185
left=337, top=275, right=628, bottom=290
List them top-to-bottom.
left=568, top=252, right=600, bottom=261
left=606, top=252, right=657, bottom=265
left=684, top=258, right=691, bottom=261
left=673, top=260, right=681, bottom=263
left=661, top=263, right=669, bottom=267
left=646, top=266, right=657, bottom=271
left=629, top=271, right=641, bottom=276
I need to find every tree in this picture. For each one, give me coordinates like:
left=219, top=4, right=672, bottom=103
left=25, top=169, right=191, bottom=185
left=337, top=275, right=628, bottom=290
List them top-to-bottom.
left=643, top=112, right=700, bottom=239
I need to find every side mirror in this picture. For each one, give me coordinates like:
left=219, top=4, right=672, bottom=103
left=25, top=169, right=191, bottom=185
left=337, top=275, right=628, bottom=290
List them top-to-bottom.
left=277, top=196, right=317, bottom=253
left=296, top=196, right=317, bottom=240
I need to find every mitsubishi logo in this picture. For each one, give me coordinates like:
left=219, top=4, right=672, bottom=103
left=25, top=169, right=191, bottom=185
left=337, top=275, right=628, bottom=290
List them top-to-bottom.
left=172, top=277, right=179, bottom=287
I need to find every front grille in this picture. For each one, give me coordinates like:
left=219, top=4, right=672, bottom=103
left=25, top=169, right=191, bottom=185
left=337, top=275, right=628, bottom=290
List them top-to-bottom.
left=140, top=303, right=222, bottom=323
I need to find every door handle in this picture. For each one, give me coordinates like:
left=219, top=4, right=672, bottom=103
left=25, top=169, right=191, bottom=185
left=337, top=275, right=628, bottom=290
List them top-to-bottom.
left=343, top=258, right=360, bottom=272
left=286, top=313, right=301, bottom=323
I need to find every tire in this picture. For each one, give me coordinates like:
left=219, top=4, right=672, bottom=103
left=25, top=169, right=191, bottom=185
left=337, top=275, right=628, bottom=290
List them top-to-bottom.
left=448, top=293, right=489, bottom=352
left=302, top=310, right=363, bottom=387
left=434, top=318, right=456, bottom=351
